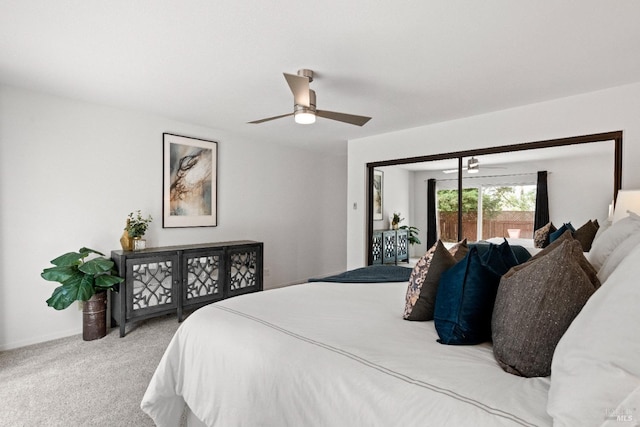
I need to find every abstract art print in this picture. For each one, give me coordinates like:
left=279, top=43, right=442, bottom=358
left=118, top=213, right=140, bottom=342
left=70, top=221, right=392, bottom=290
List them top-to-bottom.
left=163, top=133, right=218, bottom=228
left=373, top=169, right=383, bottom=221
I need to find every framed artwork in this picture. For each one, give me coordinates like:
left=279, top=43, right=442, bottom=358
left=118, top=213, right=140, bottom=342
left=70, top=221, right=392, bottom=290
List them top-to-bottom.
left=163, top=133, right=218, bottom=228
left=373, top=169, right=383, bottom=221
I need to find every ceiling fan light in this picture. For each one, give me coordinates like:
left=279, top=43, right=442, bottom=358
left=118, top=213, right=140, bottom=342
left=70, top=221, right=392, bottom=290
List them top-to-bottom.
left=294, top=111, right=316, bottom=124
left=466, top=156, right=480, bottom=173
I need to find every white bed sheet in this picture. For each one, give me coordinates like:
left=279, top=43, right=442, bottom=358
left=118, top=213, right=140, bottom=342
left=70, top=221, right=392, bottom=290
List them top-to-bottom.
left=141, top=281, right=551, bottom=427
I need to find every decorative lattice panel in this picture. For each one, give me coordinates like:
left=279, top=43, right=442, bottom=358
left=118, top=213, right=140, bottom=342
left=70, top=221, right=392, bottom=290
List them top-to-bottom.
left=397, top=233, right=408, bottom=258
left=372, top=234, right=383, bottom=263
left=384, top=234, right=396, bottom=259
left=229, top=251, right=257, bottom=291
left=185, top=255, right=221, bottom=300
left=132, top=261, right=173, bottom=310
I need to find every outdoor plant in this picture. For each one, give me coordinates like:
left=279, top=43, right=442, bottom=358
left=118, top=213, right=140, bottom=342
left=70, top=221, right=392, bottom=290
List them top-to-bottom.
left=126, top=210, right=153, bottom=238
left=41, top=247, right=124, bottom=310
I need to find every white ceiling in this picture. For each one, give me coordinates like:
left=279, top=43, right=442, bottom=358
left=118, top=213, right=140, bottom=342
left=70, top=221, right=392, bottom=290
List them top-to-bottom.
left=2, top=1, right=640, bottom=155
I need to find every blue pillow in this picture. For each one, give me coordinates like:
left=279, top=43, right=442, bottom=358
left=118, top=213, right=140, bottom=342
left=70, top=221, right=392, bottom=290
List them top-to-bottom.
left=549, top=222, right=575, bottom=243
left=472, top=239, right=522, bottom=274
left=434, top=246, right=502, bottom=345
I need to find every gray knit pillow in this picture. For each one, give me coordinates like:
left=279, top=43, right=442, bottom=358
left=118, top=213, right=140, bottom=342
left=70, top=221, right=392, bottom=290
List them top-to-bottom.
left=506, top=230, right=600, bottom=290
left=492, top=239, right=597, bottom=377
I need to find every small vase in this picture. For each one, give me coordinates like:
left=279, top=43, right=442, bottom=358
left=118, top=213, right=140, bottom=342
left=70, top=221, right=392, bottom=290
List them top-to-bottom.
left=120, top=220, right=133, bottom=251
left=392, top=223, right=399, bottom=230
left=120, top=231, right=133, bottom=251
left=133, top=237, right=146, bottom=251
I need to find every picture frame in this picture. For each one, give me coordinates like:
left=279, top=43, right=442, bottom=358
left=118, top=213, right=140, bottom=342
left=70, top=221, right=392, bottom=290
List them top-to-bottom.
left=163, top=133, right=218, bottom=228
left=373, top=169, right=383, bottom=221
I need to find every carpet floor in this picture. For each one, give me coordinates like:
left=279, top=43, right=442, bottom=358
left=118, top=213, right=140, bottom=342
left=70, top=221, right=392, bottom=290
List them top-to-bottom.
left=0, top=315, right=183, bottom=426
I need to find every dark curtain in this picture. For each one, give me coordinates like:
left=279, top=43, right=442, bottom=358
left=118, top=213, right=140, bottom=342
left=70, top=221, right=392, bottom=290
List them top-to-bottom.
left=534, top=171, right=549, bottom=231
left=427, top=178, right=437, bottom=248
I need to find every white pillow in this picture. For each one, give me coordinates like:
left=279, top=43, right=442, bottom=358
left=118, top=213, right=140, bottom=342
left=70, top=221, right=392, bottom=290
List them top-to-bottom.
left=588, top=213, right=640, bottom=271
left=591, top=220, right=610, bottom=245
left=597, top=231, right=640, bottom=282
left=547, top=243, right=640, bottom=426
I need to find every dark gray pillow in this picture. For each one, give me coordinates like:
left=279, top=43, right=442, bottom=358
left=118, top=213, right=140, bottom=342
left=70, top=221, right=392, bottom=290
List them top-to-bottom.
left=573, top=219, right=599, bottom=252
left=506, top=230, right=600, bottom=290
left=492, top=239, right=596, bottom=377
left=403, top=240, right=467, bottom=320
left=404, top=240, right=467, bottom=321
left=405, top=241, right=459, bottom=321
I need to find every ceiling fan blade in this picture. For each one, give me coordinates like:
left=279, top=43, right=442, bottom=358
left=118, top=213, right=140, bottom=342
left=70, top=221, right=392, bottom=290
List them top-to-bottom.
left=283, top=73, right=310, bottom=107
left=316, top=110, right=371, bottom=126
left=247, top=112, right=294, bottom=124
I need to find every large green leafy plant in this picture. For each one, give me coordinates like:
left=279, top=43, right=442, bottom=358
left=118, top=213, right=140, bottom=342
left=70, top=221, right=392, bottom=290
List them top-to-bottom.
left=399, top=225, right=421, bottom=245
left=41, top=247, right=124, bottom=310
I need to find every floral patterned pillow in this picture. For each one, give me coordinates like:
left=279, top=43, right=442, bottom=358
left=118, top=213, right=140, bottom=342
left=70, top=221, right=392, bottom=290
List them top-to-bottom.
left=533, top=222, right=556, bottom=248
left=403, top=239, right=467, bottom=320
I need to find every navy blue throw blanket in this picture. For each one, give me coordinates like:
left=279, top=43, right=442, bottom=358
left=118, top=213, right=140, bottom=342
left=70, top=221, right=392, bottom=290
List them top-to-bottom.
left=309, top=265, right=413, bottom=283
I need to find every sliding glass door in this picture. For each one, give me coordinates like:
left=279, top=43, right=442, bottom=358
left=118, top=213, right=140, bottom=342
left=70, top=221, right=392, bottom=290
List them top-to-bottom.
left=436, top=184, right=536, bottom=242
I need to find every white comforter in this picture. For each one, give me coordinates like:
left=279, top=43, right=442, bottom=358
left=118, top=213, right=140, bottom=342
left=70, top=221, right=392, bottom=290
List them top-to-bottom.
left=141, top=281, right=551, bottom=426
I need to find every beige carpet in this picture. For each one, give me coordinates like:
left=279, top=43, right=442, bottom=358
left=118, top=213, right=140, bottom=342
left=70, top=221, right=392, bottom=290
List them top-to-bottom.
left=0, top=314, right=183, bottom=426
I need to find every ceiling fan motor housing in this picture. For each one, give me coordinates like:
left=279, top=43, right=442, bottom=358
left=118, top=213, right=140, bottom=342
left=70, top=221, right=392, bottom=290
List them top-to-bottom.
left=297, top=68, right=314, bottom=82
left=295, top=90, right=316, bottom=112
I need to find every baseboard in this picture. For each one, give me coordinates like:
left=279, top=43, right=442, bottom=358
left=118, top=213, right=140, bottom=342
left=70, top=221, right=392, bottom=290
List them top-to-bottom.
left=0, top=327, right=81, bottom=352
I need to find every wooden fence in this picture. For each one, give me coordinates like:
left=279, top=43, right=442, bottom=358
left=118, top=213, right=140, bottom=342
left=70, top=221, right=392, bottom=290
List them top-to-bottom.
left=439, top=211, right=534, bottom=242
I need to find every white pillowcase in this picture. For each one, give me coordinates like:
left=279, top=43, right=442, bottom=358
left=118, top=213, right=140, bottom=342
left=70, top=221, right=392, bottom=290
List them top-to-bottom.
left=588, top=213, right=640, bottom=271
left=591, top=220, right=610, bottom=246
left=597, top=231, right=640, bottom=282
left=547, top=243, right=640, bottom=426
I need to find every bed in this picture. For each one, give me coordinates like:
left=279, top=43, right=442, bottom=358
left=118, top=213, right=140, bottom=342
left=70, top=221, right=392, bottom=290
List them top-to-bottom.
left=141, top=217, right=640, bottom=426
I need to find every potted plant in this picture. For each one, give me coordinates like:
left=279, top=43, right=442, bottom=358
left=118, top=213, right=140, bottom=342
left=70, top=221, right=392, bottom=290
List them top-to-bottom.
left=125, top=210, right=153, bottom=250
left=391, top=212, right=404, bottom=230
left=399, top=225, right=421, bottom=246
left=41, top=247, right=124, bottom=341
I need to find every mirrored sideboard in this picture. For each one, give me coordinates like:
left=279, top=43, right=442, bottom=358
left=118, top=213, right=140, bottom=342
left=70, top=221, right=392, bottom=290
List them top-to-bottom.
left=372, top=229, right=408, bottom=265
left=110, top=241, right=263, bottom=337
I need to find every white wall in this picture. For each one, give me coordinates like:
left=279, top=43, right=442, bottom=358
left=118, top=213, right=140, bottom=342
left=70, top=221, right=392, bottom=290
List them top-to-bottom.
left=347, top=82, right=640, bottom=268
left=0, top=85, right=347, bottom=350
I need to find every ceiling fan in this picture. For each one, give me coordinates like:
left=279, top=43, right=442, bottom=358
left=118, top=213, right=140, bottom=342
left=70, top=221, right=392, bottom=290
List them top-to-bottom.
left=248, top=69, right=372, bottom=126
left=442, top=157, right=507, bottom=174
